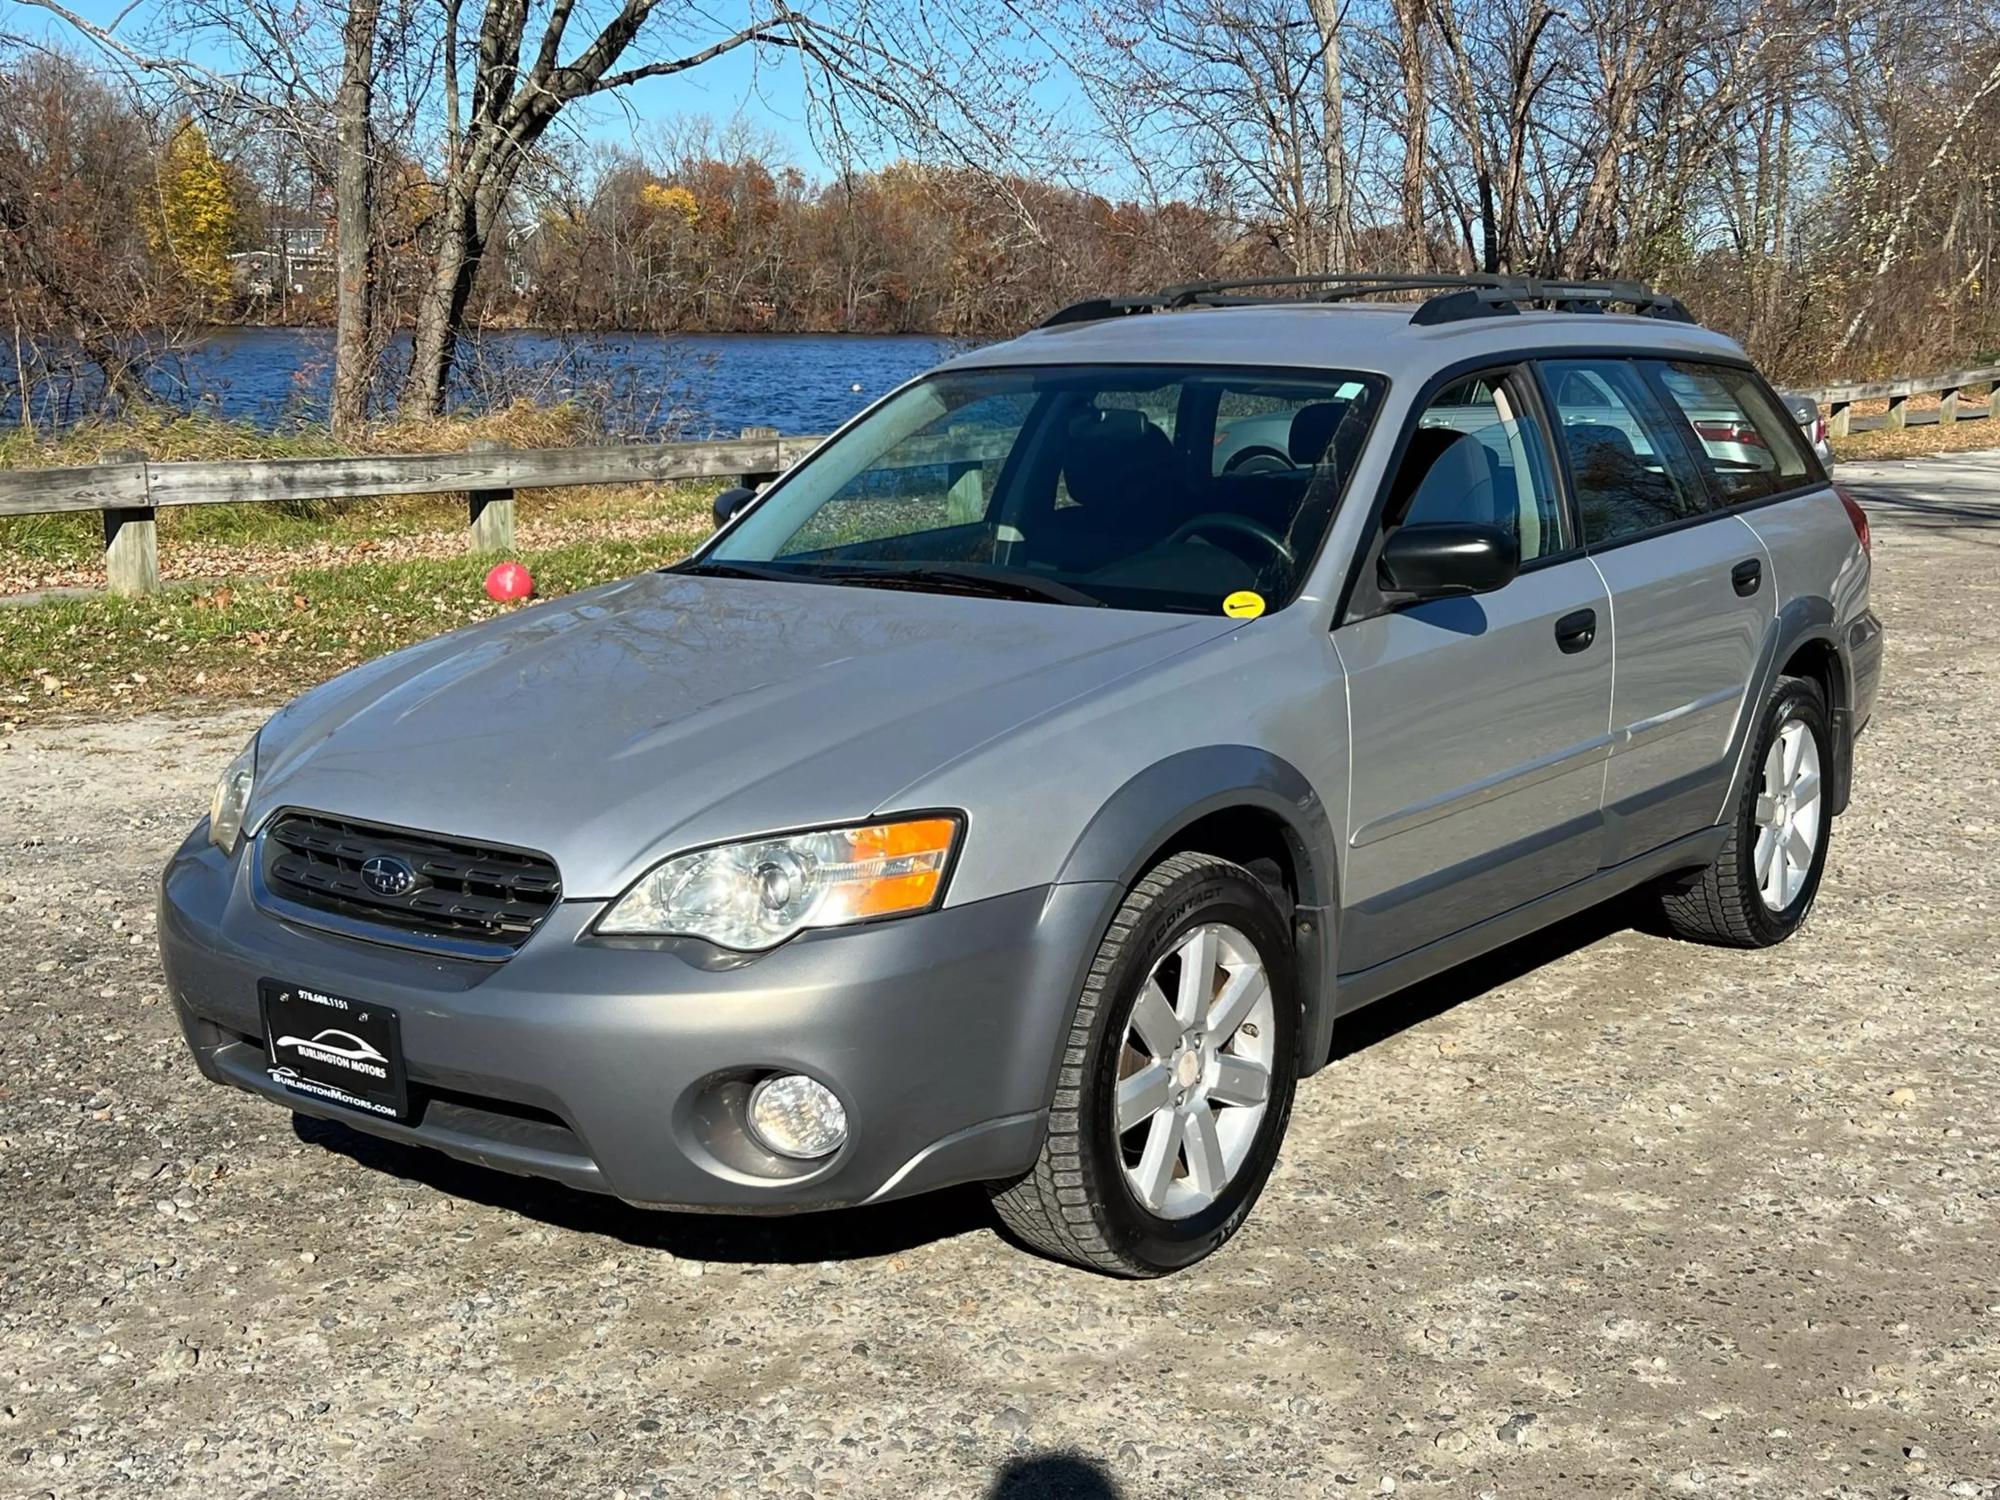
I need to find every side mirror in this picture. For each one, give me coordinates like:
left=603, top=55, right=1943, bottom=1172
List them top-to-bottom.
left=712, top=485, right=756, bottom=528
left=1377, top=522, right=1519, bottom=599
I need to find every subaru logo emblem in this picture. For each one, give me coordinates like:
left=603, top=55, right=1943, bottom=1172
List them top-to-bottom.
left=360, top=855, right=420, bottom=898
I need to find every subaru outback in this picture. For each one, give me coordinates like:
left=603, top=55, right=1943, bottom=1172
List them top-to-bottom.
left=161, top=275, right=1882, bottom=1275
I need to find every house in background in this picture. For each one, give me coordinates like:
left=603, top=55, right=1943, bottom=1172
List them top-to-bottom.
left=230, top=221, right=334, bottom=306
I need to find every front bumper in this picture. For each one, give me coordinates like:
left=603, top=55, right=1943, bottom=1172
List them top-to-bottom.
left=160, top=827, right=1111, bottom=1210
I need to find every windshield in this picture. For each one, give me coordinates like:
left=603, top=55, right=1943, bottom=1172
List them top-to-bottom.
left=694, top=364, right=1385, bottom=614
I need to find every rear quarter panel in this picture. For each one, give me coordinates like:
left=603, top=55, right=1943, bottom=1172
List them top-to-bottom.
left=1737, top=486, right=1873, bottom=691
left=1741, top=488, right=1869, bottom=622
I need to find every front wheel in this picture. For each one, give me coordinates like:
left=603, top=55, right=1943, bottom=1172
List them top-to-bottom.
left=1656, top=675, right=1833, bottom=946
left=989, top=852, right=1299, bottom=1276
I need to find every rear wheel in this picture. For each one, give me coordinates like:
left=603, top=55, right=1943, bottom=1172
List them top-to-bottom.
left=1657, top=675, right=1832, bottom=946
left=989, top=852, right=1299, bottom=1276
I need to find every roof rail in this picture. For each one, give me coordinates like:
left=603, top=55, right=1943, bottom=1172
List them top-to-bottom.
left=1038, top=274, right=1695, bottom=328
left=1408, top=278, right=1695, bottom=325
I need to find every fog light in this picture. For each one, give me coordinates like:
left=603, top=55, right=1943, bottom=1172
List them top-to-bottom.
left=746, top=1074, right=848, bottom=1160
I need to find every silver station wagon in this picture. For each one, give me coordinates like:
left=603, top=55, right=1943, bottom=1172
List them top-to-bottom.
left=161, top=275, right=1882, bottom=1275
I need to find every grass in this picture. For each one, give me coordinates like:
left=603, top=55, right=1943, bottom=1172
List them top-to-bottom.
left=1822, top=386, right=2000, bottom=463
left=0, top=402, right=739, bottom=722
left=0, top=403, right=616, bottom=572
left=1830, top=416, right=2000, bottom=462
left=0, top=535, right=701, bottom=722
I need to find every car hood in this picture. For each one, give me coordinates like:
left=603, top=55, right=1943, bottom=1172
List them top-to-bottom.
left=250, top=571, right=1234, bottom=898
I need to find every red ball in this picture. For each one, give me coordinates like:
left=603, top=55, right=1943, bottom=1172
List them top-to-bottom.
left=484, top=561, right=534, bottom=602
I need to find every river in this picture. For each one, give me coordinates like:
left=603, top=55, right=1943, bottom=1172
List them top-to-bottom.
left=7, top=328, right=970, bottom=439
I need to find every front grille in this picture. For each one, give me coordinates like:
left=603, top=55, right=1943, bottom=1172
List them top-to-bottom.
left=262, top=810, right=562, bottom=950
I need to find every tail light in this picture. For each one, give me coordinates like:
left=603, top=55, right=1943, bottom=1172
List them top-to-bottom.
left=1813, top=413, right=1828, bottom=448
left=1693, top=418, right=1767, bottom=448
left=1835, top=484, right=1870, bottom=557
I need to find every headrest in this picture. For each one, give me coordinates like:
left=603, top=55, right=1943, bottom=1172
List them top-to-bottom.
left=1288, top=401, right=1350, bottom=465
left=1062, top=407, right=1177, bottom=509
left=1070, top=407, right=1151, bottom=444
left=1389, top=427, right=1492, bottom=525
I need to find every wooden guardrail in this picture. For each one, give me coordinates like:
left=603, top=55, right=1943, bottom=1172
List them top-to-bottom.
left=7, top=357, right=2000, bottom=596
left=1794, top=363, right=2000, bottom=437
left=0, top=426, right=819, bottom=595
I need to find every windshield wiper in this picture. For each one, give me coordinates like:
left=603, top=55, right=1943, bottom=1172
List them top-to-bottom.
left=678, top=557, right=1106, bottom=607
left=673, top=559, right=814, bottom=584
left=821, top=563, right=1108, bottom=608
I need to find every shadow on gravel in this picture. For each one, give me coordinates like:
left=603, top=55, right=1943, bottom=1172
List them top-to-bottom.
left=1845, top=484, right=2000, bottom=548
left=293, top=895, right=1656, bottom=1261
left=1328, top=896, right=1644, bottom=1063
left=290, top=1113, right=993, bottom=1263
left=986, top=1453, right=1123, bottom=1499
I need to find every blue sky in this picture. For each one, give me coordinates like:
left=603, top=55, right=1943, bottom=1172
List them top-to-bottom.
left=27, top=0, right=1080, bottom=180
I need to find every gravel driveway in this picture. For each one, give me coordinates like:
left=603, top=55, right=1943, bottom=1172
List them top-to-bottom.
left=3, top=457, right=1997, bottom=1500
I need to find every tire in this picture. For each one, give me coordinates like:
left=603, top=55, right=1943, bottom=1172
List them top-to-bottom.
left=1223, top=447, right=1292, bottom=475
left=1656, top=675, right=1833, bottom=947
left=989, top=851, right=1300, bottom=1276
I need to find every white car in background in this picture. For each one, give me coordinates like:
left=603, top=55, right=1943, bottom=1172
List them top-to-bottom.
left=1782, top=392, right=1836, bottom=471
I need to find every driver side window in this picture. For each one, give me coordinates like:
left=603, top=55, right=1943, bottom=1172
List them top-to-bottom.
left=1389, top=370, right=1568, bottom=563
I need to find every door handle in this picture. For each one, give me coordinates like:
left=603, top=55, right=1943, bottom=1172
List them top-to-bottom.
left=1732, top=558, right=1763, bottom=596
left=1554, top=607, right=1597, bottom=654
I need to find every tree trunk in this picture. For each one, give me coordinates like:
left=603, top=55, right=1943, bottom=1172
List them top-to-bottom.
left=330, top=0, right=380, bottom=439
left=1307, top=0, right=1350, bottom=271
left=1394, top=0, right=1429, bottom=266
left=406, top=174, right=514, bottom=415
left=405, top=191, right=474, bottom=418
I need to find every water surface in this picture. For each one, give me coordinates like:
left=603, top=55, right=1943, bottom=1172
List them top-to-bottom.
left=9, top=328, right=969, bottom=439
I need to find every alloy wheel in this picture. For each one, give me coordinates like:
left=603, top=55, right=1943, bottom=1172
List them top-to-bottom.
left=1753, top=716, right=1823, bottom=911
left=1114, top=922, right=1276, bottom=1220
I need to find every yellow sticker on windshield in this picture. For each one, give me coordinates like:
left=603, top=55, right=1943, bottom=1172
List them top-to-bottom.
left=1222, top=590, right=1266, bottom=620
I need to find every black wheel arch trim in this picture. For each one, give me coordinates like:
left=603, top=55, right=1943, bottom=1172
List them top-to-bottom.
left=1725, top=600, right=1856, bottom=820
left=1054, top=746, right=1342, bottom=1077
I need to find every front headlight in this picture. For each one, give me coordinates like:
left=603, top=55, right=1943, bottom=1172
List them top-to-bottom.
left=208, top=734, right=258, bottom=855
left=595, top=815, right=961, bottom=950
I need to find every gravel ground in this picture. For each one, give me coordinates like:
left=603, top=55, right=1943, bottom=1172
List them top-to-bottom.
left=2, top=457, right=1997, bottom=1500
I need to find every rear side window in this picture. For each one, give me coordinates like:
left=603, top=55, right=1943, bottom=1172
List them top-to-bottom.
left=1540, top=358, right=1712, bottom=545
left=1647, top=360, right=1816, bottom=505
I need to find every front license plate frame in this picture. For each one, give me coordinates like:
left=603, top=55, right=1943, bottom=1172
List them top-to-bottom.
left=259, top=980, right=409, bottom=1122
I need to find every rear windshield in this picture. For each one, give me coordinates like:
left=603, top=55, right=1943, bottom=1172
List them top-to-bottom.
left=698, top=364, right=1386, bottom=614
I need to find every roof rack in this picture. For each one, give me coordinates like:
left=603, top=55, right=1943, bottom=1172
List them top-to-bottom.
left=1038, top=273, right=1695, bottom=329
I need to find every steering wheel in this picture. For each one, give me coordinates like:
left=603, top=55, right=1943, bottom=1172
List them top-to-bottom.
left=1163, top=512, right=1295, bottom=565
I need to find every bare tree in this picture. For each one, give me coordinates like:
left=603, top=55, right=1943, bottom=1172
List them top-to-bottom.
left=329, top=0, right=381, bottom=436
left=398, top=0, right=1055, bottom=412
left=1063, top=0, right=1357, bottom=272
left=0, top=51, right=200, bottom=419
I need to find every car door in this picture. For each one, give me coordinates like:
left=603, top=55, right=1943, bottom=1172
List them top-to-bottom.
left=1539, top=357, right=1775, bottom=866
left=1333, top=367, right=1614, bottom=974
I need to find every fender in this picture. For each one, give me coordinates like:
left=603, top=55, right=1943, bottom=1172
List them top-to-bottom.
left=1720, top=598, right=1853, bottom=823
left=1055, top=746, right=1343, bottom=1077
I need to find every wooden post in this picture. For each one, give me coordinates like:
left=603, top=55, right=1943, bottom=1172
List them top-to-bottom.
left=1939, top=386, right=1960, bottom=424
left=1885, top=393, right=1908, bottom=429
left=1828, top=401, right=1851, bottom=438
left=737, top=424, right=781, bottom=489
left=466, top=437, right=515, bottom=554
left=99, top=446, right=158, bottom=596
